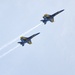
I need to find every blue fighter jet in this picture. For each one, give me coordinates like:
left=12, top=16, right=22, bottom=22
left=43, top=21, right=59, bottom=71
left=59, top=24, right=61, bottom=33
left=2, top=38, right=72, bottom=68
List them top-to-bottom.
left=41, top=9, right=64, bottom=24
left=18, top=32, right=40, bottom=46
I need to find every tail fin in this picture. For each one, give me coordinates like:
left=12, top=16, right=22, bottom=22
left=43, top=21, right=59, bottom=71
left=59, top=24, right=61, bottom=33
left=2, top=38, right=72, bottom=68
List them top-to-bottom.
left=41, top=20, right=47, bottom=24
left=18, top=42, right=24, bottom=46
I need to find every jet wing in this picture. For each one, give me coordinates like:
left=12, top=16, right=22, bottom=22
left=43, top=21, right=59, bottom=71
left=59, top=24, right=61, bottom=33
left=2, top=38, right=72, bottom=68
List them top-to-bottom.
left=51, top=9, right=64, bottom=17
left=43, top=14, right=50, bottom=19
left=20, top=37, right=27, bottom=41
left=27, top=40, right=32, bottom=44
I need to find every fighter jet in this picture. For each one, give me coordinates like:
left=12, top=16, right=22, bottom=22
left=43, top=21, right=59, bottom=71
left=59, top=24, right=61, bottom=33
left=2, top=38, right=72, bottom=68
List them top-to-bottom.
left=41, top=9, right=64, bottom=24
left=18, top=32, right=40, bottom=46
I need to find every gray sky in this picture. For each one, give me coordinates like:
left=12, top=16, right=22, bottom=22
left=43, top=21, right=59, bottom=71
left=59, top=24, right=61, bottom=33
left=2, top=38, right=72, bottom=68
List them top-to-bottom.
left=0, top=0, right=75, bottom=75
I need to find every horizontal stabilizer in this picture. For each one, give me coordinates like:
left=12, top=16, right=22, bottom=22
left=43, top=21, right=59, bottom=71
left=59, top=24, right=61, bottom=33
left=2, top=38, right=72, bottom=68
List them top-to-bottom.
left=41, top=20, right=47, bottom=24
left=18, top=42, right=24, bottom=46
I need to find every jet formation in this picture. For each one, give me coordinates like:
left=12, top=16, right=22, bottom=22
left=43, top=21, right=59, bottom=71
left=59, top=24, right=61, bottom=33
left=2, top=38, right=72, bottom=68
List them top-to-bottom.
left=18, top=9, right=64, bottom=46
left=41, top=9, right=64, bottom=24
left=18, top=32, right=40, bottom=46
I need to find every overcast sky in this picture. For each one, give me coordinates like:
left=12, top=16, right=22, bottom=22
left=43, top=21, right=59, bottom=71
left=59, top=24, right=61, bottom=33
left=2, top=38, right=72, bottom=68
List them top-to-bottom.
left=0, top=0, right=75, bottom=75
